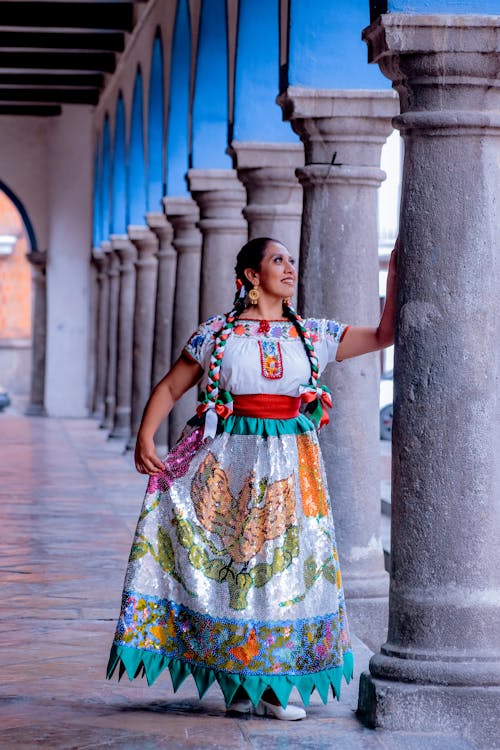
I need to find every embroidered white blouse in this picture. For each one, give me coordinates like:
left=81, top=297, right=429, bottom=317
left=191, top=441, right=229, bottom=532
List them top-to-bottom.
left=183, top=316, right=348, bottom=398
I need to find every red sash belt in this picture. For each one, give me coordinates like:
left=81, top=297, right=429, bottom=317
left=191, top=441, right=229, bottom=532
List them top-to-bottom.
left=232, top=394, right=300, bottom=419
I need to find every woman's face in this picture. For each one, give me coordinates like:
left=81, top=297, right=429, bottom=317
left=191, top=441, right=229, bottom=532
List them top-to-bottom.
left=244, top=242, right=297, bottom=299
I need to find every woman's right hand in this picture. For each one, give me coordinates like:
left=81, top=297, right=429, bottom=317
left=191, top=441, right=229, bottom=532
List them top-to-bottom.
left=134, top=433, right=164, bottom=475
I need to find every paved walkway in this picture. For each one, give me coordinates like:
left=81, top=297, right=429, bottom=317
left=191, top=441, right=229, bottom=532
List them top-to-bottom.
left=0, top=415, right=480, bottom=749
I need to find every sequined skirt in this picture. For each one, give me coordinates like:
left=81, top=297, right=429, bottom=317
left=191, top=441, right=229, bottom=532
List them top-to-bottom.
left=107, top=414, right=353, bottom=708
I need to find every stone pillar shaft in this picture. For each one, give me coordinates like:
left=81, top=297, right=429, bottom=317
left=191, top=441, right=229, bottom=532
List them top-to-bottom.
left=357, top=14, right=500, bottom=736
left=278, top=87, right=399, bottom=648
left=187, top=169, right=248, bottom=320
left=164, top=196, right=202, bottom=447
left=147, top=212, right=177, bottom=453
left=127, top=226, right=159, bottom=449
left=109, top=235, right=136, bottom=440
left=92, top=244, right=110, bottom=421
left=103, top=246, right=120, bottom=430
left=25, top=250, right=47, bottom=416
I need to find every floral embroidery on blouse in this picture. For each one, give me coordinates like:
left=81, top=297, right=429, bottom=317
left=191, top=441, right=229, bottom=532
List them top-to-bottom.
left=183, top=315, right=348, bottom=368
left=259, top=340, right=284, bottom=379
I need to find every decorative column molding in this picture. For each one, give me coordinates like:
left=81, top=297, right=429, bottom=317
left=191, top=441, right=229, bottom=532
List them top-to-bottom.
left=357, top=15, right=500, bottom=736
left=278, top=87, right=399, bottom=646
left=230, top=142, right=304, bottom=259
left=187, top=169, right=248, bottom=320
left=163, top=196, right=202, bottom=447
left=146, top=211, right=177, bottom=453
left=127, top=226, right=159, bottom=450
left=108, top=235, right=136, bottom=440
left=92, top=242, right=111, bottom=421
left=102, top=245, right=120, bottom=430
left=25, top=250, right=48, bottom=416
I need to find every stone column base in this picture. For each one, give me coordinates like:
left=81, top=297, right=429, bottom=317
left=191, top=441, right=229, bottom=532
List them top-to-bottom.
left=25, top=403, right=47, bottom=417
left=358, top=672, right=500, bottom=743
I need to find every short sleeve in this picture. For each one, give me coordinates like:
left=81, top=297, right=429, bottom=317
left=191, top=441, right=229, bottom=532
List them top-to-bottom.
left=182, top=315, right=225, bottom=369
left=303, top=318, right=349, bottom=369
left=324, top=319, right=349, bottom=363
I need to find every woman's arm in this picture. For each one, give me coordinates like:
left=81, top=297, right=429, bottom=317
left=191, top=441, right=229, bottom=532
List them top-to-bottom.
left=336, top=240, right=397, bottom=362
left=134, top=355, right=203, bottom=475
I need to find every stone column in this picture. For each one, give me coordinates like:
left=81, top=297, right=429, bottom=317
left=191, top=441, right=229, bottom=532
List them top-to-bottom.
left=356, top=15, right=500, bottom=736
left=278, top=87, right=399, bottom=647
left=230, top=142, right=304, bottom=258
left=187, top=169, right=247, bottom=320
left=163, top=196, right=202, bottom=447
left=146, top=212, right=177, bottom=453
left=126, top=226, right=159, bottom=450
left=108, top=235, right=136, bottom=441
left=97, top=241, right=113, bottom=428
left=91, top=243, right=110, bottom=421
left=102, top=245, right=120, bottom=430
left=25, top=250, right=48, bottom=416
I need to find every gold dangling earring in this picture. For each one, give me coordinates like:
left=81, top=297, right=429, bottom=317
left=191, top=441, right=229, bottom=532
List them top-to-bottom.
left=248, top=286, right=260, bottom=305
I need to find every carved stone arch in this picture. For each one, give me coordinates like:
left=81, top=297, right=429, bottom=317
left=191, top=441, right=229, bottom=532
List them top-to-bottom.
left=147, top=29, right=165, bottom=211
left=128, top=65, right=147, bottom=225
left=111, top=92, right=127, bottom=234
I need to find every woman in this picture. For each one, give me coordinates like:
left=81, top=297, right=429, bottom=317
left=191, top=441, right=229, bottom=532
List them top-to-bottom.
left=107, top=236, right=396, bottom=720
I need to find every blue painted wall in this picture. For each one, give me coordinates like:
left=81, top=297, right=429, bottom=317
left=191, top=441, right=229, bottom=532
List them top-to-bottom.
left=166, top=0, right=190, bottom=196
left=191, top=0, right=232, bottom=169
left=233, top=0, right=297, bottom=143
left=283, top=0, right=388, bottom=91
left=371, top=0, right=499, bottom=20
left=147, top=34, right=165, bottom=211
left=128, top=68, right=147, bottom=226
left=111, top=94, right=127, bottom=234
left=100, top=115, right=111, bottom=241
left=92, top=142, right=101, bottom=247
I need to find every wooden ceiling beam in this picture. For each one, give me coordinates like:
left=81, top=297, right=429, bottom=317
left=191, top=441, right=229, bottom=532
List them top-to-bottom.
left=0, top=3, right=135, bottom=31
left=0, top=30, right=126, bottom=52
left=0, top=51, right=116, bottom=73
left=0, top=72, right=105, bottom=87
left=0, top=88, right=100, bottom=105
left=0, top=104, right=62, bottom=116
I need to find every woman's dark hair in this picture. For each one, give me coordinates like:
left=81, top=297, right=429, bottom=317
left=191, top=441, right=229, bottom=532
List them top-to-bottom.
left=235, top=237, right=284, bottom=292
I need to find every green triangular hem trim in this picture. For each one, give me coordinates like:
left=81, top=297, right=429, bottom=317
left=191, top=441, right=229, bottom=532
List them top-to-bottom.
left=107, top=644, right=354, bottom=709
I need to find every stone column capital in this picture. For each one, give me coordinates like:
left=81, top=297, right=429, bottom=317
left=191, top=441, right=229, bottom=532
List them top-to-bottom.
left=363, top=14, right=500, bottom=129
left=277, top=86, right=399, bottom=165
left=231, top=140, right=304, bottom=210
left=230, top=141, right=304, bottom=170
left=187, top=168, right=246, bottom=195
left=187, top=169, right=247, bottom=225
left=163, top=195, right=200, bottom=223
left=163, top=196, right=202, bottom=257
left=146, top=212, right=175, bottom=257
left=128, top=225, right=158, bottom=265
left=110, top=234, right=136, bottom=266
left=91, top=248, right=105, bottom=274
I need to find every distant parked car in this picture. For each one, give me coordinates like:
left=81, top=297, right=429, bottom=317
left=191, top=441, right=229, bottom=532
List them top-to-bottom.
left=379, top=371, right=393, bottom=440
left=0, top=386, right=10, bottom=412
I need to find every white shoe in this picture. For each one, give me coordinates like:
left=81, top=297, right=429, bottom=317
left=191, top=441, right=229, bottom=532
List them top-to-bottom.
left=227, top=699, right=252, bottom=714
left=255, top=699, right=306, bottom=721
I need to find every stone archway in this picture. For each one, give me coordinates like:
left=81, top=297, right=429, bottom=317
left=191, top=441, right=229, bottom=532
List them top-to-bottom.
left=0, top=181, right=43, bottom=415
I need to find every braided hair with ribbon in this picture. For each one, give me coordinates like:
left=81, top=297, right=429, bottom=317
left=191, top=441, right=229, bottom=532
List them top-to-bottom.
left=197, top=237, right=332, bottom=437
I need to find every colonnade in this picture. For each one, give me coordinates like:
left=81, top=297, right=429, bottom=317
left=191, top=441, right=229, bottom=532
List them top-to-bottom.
left=21, top=1, right=499, bottom=738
